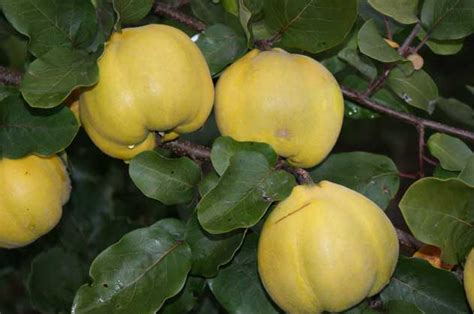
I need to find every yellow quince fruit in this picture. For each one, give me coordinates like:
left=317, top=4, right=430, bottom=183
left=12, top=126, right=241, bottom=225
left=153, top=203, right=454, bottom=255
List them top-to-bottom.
left=80, top=24, right=214, bottom=160
left=215, top=48, right=344, bottom=168
left=0, top=155, right=71, bottom=249
left=258, top=181, right=399, bottom=313
left=464, top=248, right=474, bottom=310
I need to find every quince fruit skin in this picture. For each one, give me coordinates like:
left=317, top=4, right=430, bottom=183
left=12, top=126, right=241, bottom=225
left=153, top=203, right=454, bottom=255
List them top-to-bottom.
left=80, top=24, right=214, bottom=160
left=215, top=48, right=344, bottom=168
left=0, top=155, right=71, bottom=249
left=258, top=181, right=399, bottom=313
left=464, top=248, right=474, bottom=310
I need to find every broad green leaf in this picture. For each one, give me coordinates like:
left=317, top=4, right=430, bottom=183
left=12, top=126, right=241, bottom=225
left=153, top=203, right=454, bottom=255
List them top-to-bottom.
left=1, top=0, right=97, bottom=57
left=91, top=0, right=116, bottom=50
left=113, top=0, right=154, bottom=25
left=191, top=0, right=243, bottom=33
left=221, top=0, right=239, bottom=15
left=238, top=0, right=263, bottom=45
left=263, top=0, right=358, bottom=53
left=358, top=0, right=406, bottom=35
left=368, top=0, right=419, bottom=24
left=421, top=0, right=474, bottom=40
left=358, top=19, right=402, bottom=62
left=196, top=24, right=247, bottom=76
left=419, top=30, right=464, bottom=55
left=20, top=47, right=99, bottom=108
left=338, top=48, right=377, bottom=79
left=387, top=67, right=438, bottom=113
left=467, top=85, right=474, bottom=95
left=0, top=95, right=79, bottom=158
left=436, top=97, right=474, bottom=128
left=427, top=133, right=472, bottom=171
left=210, top=136, right=277, bottom=176
left=129, top=151, right=201, bottom=205
left=197, top=151, right=296, bottom=234
left=310, top=152, right=399, bottom=209
left=459, top=155, right=474, bottom=186
left=433, top=165, right=460, bottom=179
left=198, top=171, right=220, bottom=197
left=400, top=178, right=474, bottom=264
left=184, top=213, right=246, bottom=277
left=72, top=219, right=191, bottom=314
left=208, top=234, right=279, bottom=314
left=27, top=248, right=87, bottom=313
left=381, top=256, right=470, bottom=313
left=160, top=277, right=206, bottom=314
left=385, top=300, right=424, bottom=314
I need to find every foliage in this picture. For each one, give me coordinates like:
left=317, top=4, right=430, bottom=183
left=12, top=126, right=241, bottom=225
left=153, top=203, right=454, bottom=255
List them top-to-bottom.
left=0, top=0, right=474, bottom=313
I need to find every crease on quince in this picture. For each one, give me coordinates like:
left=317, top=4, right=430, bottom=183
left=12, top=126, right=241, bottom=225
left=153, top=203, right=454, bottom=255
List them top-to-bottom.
left=79, top=24, right=214, bottom=160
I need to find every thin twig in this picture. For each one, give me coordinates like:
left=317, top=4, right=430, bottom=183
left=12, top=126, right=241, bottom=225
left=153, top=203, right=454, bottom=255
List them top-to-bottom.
left=154, top=2, right=206, bottom=32
left=383, top=16, right=392, bottom=40
left=398, top=23, right=421, bottom=57
left=0, top=66, right=22, bottom=86
left=341, top=87, right=474, bottom=143
left=417, top=124, right=425, bottom=177
left=161, top=139, right=211, bottom=160
left=423, top=155, right=438, bottom=166
left=399, top=172, right=419, bottom=180
left=396, top=228, right=424, bottom=250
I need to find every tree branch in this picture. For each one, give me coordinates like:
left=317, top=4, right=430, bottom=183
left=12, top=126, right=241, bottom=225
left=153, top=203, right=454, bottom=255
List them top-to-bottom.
left=153, top=2, right=206, bottom=32
left=0, top=66, right=22, bottom=86
left=341, top=86, right=474, bottom=143
left=161, top=139, right=211, bottom=160
left=396, top=228, right=424, bottom=250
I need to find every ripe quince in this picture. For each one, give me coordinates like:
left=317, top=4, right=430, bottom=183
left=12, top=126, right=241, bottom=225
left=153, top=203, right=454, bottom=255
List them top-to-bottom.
left=80, top=24, right=214, bottom=160
left=215, top=48, right=344, bottom=168
left=0, top=155, right=71, bottom=249
left=258, top=181, right=399, bottom=313
left=464, top=249, right=474, bottom=310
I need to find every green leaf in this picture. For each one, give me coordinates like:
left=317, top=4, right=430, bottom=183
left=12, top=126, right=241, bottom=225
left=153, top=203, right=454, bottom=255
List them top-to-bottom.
left=1, top=0, right=97, bottom=57
left=91, top=0, right=116, bottom=50
left=113, top=0, right=154, bottom=25
left=191, top=0, right=243, bottom=33
left=221, top=0, right=239, bottom=15
left=239, top=0, right=263, bottom=45
left=263, top=0, right=358, bottom=53
left=358, top=0, right=406, bottom=35
left=368, top=0, right=419, bottom=24
left=421, top=0, right=474, bottom=40
left=358, top=19, right=402, bottom=62
left=196, top=24, right=247, bottom=76
left=419, top=30, right=464, bottom=55
left=20, top=47, right=99, bottom=108
left=338, top=48, right=377, bottom=80
left=387, top=67, right=438, bottom=113
left=0, top=95, right=79, bottom=158
left=436, top=97, right=474, bottom=128
left=427, top=133, right=472, bottom=171
left=210, top=136, right=277, bottom=176
left=129, top=151, right=201, bottom=205
left=197, top=151, right=296, bottom=234
left=310, top=152, right=400, bottom=209
left=459, top=155, right=474, bottom=186
left=433, top=165, right=460, bottom=179
left=198, top=171, right=220, bottom=197
left=400, top=178, right=474, bottom=264
left=184, top=213, right=246, bottom=277
left=72, top=219, right=192, bottom=314
left=208, top=233, right=279, bottom=314
left=27, top=247, right=87, bottom=313
left=381, top=256, right=470, bottom=314
left=160, top=276, right=206, bottom=314
left=385, top=300, right=424, bottom=314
